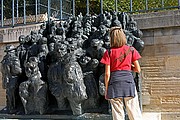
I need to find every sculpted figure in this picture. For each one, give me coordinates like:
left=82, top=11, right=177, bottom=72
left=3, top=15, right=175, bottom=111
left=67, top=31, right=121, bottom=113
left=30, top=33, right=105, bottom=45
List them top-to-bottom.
left=118, top=12, right=130, bottom=30
left=83, top=15, right=92, bottom=37
left=71, top=19, right=82, bottom=38
left=103, top=19, right=112, bottom=28
left=111, top=19, right=122, bottom=27
left=127, top=19, right=144, bottom=53
left=49, top=21, right=57, bottom=36
left=38, top=22, right=47, bottom=37
left=56, top=22, right=66, bottom=41
left=90, top=25, right=107, bottom=43
left=124, top=30, right=135, bottom=46
left=26, top=33, right=39, bottom=59
left=16, top=35, right=28, bottom=66
left=16, top=35, right=29, bottom=82
left=37, top=37, right=49, bottom=81
left=86, top=39, right=106, bottom=61
left=86, top=39, right=106, bottom=79
left=46, top=42, right=57, bottom=67
left=47, top=43, right=67, bottom=109
left=1, top=45, right=22, bottom=113
left=62, top=53, right=87, bottom=115
left=79, top=56, right=99, bottom=110
left=19, top=57, right=47, bottom=114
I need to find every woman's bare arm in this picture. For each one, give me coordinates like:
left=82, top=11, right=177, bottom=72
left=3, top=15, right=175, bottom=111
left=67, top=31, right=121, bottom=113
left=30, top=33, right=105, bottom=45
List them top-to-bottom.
left=132, top=60, right=141, bottom=73
left=104, top=64, right=110, bottom=99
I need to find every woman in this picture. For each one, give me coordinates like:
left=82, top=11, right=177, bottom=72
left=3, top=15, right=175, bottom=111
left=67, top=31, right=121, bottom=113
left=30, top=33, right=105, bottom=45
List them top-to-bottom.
left=100, top=26, right=142, bottom=120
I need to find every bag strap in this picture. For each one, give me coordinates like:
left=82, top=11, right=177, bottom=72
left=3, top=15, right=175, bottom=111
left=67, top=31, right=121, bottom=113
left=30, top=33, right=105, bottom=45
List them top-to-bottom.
left=130, top=46, right=134, bottom=54
left=107, top=47, right=134, bottom=66
left=130, top=47, right=134, bottom=60
left=107, top=48, right=111, bottom=56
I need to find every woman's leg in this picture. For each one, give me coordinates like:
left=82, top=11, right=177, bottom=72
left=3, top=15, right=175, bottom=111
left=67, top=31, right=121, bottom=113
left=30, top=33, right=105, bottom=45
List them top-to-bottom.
left=124, top=90, right=142, bottom=120
left=109, top=98, right=124, bottom=120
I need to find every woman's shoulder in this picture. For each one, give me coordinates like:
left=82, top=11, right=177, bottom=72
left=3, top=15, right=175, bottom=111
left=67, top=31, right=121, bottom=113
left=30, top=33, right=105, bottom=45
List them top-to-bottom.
left=111, top=45, right=129, bottom=50
left=122, top=45, right=136, bottom=52
left=123, top=45, right=131, bottom=49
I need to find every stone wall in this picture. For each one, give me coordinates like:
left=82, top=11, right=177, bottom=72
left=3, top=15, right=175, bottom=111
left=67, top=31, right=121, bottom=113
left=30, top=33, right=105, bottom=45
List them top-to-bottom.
left=0, top=10, right=180, bottom=119
left=133, top=10, right=180, bottom=119
left=0, top=14, right=48, bottom=27
left=140, top=27, right=180, bottom=111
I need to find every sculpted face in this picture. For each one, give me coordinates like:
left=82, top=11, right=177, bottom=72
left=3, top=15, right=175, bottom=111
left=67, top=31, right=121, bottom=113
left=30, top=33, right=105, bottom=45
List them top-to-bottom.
left=99, top=25, right=106, bottom=34
left=19, top=35, right=26, bottom=44
left=48, top=43, right=55, bottom=52
left=55, top=43, right=67, bottom=58
left=79, top=56, right=91, bottom=65
left=25, top=57, right=38, bottom=78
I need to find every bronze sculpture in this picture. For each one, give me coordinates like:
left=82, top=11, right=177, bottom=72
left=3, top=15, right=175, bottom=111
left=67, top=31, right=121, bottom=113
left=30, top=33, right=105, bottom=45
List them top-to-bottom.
left=1, top=11, right=144, bottom=116
left=1, top=45, right=22, bottom=114
left=19, top=57, right=48, bottom=114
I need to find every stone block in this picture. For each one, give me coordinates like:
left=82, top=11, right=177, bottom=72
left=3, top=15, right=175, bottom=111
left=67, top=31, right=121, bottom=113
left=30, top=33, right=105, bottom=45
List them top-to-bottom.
left=153, top=27, right=180, bottom=37
left=141, top=29, right=154, bottom=37
left=154, top=35, right=180, bottom=45
left=141, top=36, right=154, bottom=45
left=154, top=44, right=180, bottom=56
left=141, top=45, right=155, bottom=56
left=142, top=94, right=151, bottom=105
left=142, top=112, right=161, bottom=120
left=161, top=112, right=180, bottom=120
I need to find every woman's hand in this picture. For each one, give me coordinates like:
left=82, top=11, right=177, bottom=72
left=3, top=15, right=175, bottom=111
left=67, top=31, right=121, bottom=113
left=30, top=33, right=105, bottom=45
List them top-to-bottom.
left=105, top=90, right=108, bottom=100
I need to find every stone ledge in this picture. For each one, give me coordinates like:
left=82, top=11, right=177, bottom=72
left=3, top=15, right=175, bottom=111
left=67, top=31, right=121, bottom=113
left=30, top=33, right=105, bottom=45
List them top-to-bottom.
left=132, top=10, right=180, bottom=30
left=132, top=10, right=180, bottom=19
left=0, top=23, right=41, bottom=43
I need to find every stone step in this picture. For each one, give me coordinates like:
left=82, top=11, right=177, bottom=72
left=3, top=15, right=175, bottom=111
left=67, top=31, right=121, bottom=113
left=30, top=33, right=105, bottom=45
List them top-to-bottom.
left=142, top=112, right=161, bottom=120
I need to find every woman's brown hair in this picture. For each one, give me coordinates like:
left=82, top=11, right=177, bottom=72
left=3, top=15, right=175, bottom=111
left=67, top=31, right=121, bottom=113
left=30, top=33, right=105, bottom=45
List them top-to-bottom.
left=109, top=26, right=127, bottom=48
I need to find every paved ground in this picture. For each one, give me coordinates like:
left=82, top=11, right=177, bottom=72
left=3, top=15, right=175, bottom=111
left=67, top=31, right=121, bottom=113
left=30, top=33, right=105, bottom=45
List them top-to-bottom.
left=0, top=106, right=162, bottom=120
left=0, top=112, right=162, bottom=120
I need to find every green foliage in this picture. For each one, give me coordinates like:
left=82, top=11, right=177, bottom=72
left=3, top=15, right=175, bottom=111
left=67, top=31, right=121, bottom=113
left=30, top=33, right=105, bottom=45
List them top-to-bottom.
left=3, top=0, right=180, bottom=18
left=3, top=0, right=36, bottom=18
left=3, top=0, right=12, bottom=19
left=75, top=0, right=179, bottom=15
left=75, top=0, right=88, bottom=15
left=75, top=0, right=101, bottom=15
left=103, top=0, right=115, bottom=12
left=132, top=0, right=146, bottom=11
